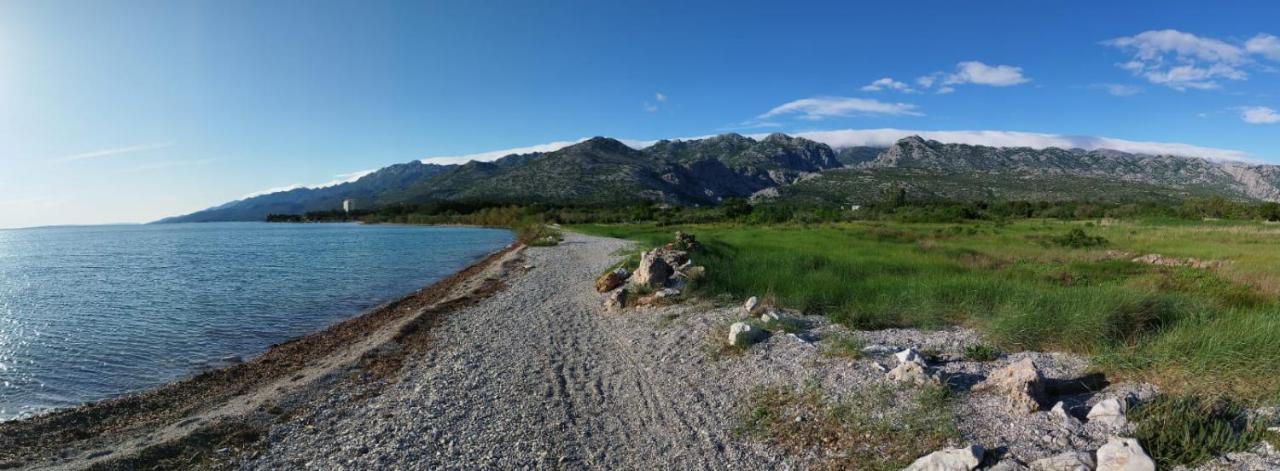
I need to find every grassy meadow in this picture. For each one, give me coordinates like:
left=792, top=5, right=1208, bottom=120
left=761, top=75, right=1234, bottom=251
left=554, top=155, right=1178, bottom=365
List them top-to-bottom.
left=575, top=219, right=1280, bottom=404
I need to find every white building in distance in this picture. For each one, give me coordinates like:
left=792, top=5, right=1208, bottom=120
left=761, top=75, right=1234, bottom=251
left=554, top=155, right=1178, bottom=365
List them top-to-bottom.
left=342, top=199, right=355, bottom=213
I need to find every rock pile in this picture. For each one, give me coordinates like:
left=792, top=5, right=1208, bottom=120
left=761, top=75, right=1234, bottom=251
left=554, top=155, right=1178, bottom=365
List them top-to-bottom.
left=598, top=232, right=706, bottom=311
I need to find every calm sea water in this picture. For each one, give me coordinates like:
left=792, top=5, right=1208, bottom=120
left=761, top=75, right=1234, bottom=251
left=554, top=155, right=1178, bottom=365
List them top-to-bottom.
left=0, top=222, right=511, bottom=421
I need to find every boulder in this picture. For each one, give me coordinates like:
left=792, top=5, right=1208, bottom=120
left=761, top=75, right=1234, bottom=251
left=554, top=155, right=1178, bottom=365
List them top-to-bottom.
left=631, top=251, right=673, bottom=288
left=595, top=269, right=628, bottom=293
left=656, top=288, right=681, bottom=298
left=602, top=289, right=626, bottom=312
left=728, top=322, right=766, bottom=347
left=896, top=348, right=927, bottom=367
left=973, top=358, right=1045, bottom=414
left=888, top=360, right=936, bottom=385
left=1087, top=398, right=1129, bottom=428
left=1096, top=437, right=1154, bottom=471
left=904, top=445, right=984, bottom=471
left=1030, top=451, right=1095, bottom=471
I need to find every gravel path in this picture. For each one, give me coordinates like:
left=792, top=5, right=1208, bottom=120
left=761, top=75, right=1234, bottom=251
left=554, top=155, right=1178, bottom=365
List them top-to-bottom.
left=245, top=232, right=790, bottom=469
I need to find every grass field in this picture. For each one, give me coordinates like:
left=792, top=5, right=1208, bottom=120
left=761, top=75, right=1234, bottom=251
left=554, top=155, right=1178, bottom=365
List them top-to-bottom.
left=575, top=219, right=1280, bottom=404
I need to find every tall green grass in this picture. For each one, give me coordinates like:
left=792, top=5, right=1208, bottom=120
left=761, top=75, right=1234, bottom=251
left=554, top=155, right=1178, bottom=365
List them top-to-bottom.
left=575, top=220, right=1280, bottom=403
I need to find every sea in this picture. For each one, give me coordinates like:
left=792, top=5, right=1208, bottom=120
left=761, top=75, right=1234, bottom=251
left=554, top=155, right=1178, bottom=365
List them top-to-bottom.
left=0, top=222, right=512, bottom=421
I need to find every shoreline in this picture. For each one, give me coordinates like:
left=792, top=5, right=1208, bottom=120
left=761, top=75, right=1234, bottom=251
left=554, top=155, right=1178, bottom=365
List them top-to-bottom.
left=0, top=241, right=526, bottom=469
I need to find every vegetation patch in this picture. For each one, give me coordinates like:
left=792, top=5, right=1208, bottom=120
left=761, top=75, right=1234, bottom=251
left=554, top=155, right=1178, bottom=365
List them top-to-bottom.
left=575, top=220, right=1280, bottom=401
left=516, top=222, right=562, bottom=246
left=1044, top=228, right=1109, bottom=248
left=820, top=333, right=865, bottom=360
left=962, top=344, right=1000, bottom=362
left=736, top=383, right=958, bottom=470
left=1129, top=395, right=1264, bottom=468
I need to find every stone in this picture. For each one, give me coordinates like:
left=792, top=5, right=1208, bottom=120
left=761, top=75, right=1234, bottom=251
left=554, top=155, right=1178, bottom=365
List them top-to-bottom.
left=672, top=231, right=702, bottom=251
left=656, top=249, right=689, bottom=268
left=631, top=251, right=673, bottom=288
left=682, top=265, right=706, bottom=281
left=594, top=270, right=627, bottom=293
left=656, top=288, right=681, bottom=298
left=602, top=289, right=626, bottom=312
left=635, top=294, right=660, bottom=306
left=742, top=296, right=760, bottom=315
left=760, top=309, right=782, bottom=324
left=728, top=322, right=765, bottom=347
left=861, top=344, right=897, bottom=355
left=896, top=348, right=927, bottom=366
left=973, top=358, right=1045, bottom=414
left=887, top=360, right=936, bottom=385
left=1087, top=398, right=1129, bottom=428
left=1051, top=401, right=1072, bottom=419
left=1096, top=437, right=1155, bottom=471
left=904, top=445, right=984, bottom=471
left=1030, top=451, right=1096, bottom=471
left=989, top=459, right=1030, bottom=471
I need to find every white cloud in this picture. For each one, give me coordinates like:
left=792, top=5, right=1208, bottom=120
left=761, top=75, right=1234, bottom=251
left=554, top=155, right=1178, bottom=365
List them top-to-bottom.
left=1102, top=29, right=1279, bottom=90
left=1105, top=29, right=1246, bottom=64
left=1246, top=34, right=1280, bottom=60
left=912, top=61, right=1029, bottom=93
left=943, top=61, right=1030, bottom=86
left=860, top=77, right=916, bottom=93
left=1091, top=83, right=1144, bottom=96
left=655, top=92, right=668, bottom=102
left=757, top=96, right=922, bottom=121
left=643, top=102, right=659, bottom=112
left=1241, top=106, right=1280, bottom=124
left=788, top=128, right=1254, bottom=162
left=419, top=139, right=590, bottom=165
left=54, top=141, right=174, bottom=163
left=315, top=169, right=377, bottom=188
left=241, top=184, right=304, bottom=200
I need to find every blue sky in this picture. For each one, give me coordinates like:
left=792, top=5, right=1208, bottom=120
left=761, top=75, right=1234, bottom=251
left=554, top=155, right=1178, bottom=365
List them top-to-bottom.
left=1, top=0, right=1279, bottom=228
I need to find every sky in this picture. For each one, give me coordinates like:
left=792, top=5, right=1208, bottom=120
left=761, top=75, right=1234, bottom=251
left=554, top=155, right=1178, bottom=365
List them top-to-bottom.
left=1, top=0, right=1279, bottom=229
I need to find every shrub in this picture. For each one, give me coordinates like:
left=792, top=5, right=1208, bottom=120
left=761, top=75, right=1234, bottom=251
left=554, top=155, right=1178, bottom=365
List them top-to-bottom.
left=516, top=222, right=562, bottom=246
left=1048, top=228, right=1108, bottom=248
left=962, top=344, right=999, bottom=361
left=1130, top=395, right=1264, bottom=468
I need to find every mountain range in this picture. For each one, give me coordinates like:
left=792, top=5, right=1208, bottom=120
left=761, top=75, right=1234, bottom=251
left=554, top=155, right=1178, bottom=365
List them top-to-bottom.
left=159, top=134, right=1280, bottom=222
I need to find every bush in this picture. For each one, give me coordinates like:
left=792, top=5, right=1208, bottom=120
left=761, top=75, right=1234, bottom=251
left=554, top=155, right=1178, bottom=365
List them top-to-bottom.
left=516, top=222, right=562, bottom=246
left=1048, top=228, right=1108, bottom=248
left=962, top=344, right=999, bottom=361
left=1130, top=395, right=1264, bottom=468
